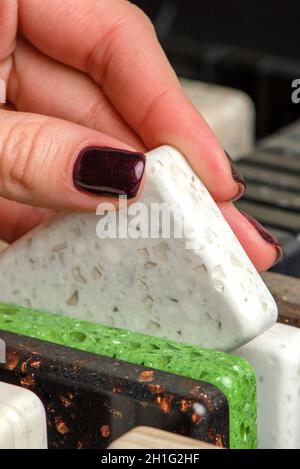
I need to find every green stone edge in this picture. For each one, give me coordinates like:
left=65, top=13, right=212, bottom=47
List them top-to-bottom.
left=0, top=303, right=257, bottom=448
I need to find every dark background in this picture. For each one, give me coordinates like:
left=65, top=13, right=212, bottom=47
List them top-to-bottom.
left=132, top=0, right=300, bottom=137
left=133, top=0, right=299, bottom=60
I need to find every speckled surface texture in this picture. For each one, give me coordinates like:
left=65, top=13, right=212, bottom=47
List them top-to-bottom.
left=0, top=146, right=277, bottom=351
left=0, top=303, right=257, bottom=448
left=234, top=322, right=300, bottom=449
left=0, top=330, right=229, bottom=449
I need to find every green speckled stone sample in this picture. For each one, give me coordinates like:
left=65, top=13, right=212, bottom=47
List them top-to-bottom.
left=0, top=303, right=257, bottom=448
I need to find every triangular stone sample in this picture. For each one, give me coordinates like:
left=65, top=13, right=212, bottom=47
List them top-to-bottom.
left=0, top=146, right=277, bottom=350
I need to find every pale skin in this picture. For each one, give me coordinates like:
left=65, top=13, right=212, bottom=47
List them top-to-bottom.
left=0, top=0, right=278, bottom=271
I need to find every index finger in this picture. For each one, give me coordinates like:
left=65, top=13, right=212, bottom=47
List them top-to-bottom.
left=18, top=0, right=243, bottom=201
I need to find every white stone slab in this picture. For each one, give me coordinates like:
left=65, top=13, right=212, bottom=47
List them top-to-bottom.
left=180, top=78, right=255, bottom=159
left=0, top=146, right=277, bottom=350
left=234, top=322, right=300, bottom=449
left=0, top=381, right=47, bottom=449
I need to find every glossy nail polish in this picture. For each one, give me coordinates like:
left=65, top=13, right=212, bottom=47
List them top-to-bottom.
left=73, top=147, right=146, bottom=198
left=224, top=151, right=246, bottom=201
left=241, top=211, right=283, bottom=264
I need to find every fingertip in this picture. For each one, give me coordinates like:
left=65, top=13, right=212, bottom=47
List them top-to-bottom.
left=141, top=90, right=245, bottom=203
left=219, top=202, right=282, bottom=272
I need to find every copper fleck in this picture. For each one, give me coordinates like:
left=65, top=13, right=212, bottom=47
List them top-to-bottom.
left=6, top=351, right=19, bottom=370
left=31, top=360, right=41, bottom=369
left=138, top=370, right=154, bottom=382
left=20, top=375, right=35, bottom=388
left=148, top=384, right=164, bottom=394
left=112, top=387, right=122, bottom=393
left=155, top=395, right=173, bottom=413
left=180, top=399, right=192, bottom=412
left=191, top=412, right=202, bottom=424
left=55, top=416, right=69, bottom=435
left=100, top=425, right=110, bottom=438
left=216, top=434, right=223, bottom=448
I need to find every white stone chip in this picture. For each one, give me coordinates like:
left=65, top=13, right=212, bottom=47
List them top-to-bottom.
left=0, top=146, right=277, bottom=350
left=234, top=322, right=300, bottom=449
left=0, top=382, right=47, bottom=449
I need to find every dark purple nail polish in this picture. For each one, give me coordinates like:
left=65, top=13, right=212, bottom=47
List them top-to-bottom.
left=73, top=147, right=146, bottom=198
left=224, top=150, right=246, bottom=201
left=241, top=211, right=283, bottom=264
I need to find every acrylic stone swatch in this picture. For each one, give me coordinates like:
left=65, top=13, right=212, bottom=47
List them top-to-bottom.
left=0, top=146, right=277, bottom=350
left=0, top=303, right=257, bottom=449
left=234, top=322, right=300, bottom=449
left=0, top=328, right=229, bottom=449
left=0, top=381, right=47, bottom=449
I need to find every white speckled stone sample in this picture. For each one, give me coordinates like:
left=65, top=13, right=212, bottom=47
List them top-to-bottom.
left=180, top=78, right=255, bottom=159
left=0, top=146, right=277, bottom=350
left=234, top=322, right=300, bottom=449
left=0, top=381, right=47, bottom=449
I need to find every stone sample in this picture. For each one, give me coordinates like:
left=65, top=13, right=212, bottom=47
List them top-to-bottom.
left=180, top=78, right=255, bottom=158
left=0, top=146, right=277, bottom=351
left=0, top=302, right=258, bottom=449
left=234, top=322, right=300, bottom=449
left=0, top=329, right=229, bottom=450
left=0, top=381, right=47, bottom=449
left=109, top=426, right=219, bottom=449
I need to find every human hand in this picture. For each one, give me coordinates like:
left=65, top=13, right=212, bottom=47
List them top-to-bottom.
left=0, top=0, right=281, bottom=270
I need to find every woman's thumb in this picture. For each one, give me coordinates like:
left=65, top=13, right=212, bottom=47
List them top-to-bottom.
left=0, top=110, right=145, bottom=210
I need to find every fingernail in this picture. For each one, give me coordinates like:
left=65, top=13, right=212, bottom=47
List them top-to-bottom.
left=73, top=147, right=146, bottom=198
left=224, top=150, right=246, bottom=201
left=241, top=211, right=283, bottom=265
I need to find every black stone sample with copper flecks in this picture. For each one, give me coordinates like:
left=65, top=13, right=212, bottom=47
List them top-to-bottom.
left=0, top=330, right=229, bottom=449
